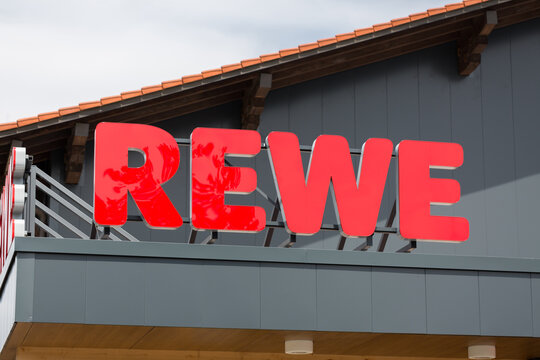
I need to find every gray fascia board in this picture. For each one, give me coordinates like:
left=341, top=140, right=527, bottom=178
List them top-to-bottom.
left=0, top=0, right=509, bottom=139
left=12, top=236, right=540, bottom=274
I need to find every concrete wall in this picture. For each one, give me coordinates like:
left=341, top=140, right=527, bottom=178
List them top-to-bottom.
left=47, top=18, right=540, bottom=258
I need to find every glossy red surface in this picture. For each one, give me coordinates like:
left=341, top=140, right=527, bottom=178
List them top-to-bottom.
left=94, top=123, right=182, bottom=228
left=191, top=128, right=265, bottom=232
left=267, top=132, right=393, bottom=237
left=397, top=140, right=469, bottom=241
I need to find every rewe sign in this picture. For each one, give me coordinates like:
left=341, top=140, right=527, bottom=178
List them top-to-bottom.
left=94, top=123, right=469, bottom=242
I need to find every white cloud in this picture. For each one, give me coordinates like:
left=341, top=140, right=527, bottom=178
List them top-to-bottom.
left=0, top=0, right=448, bottom=123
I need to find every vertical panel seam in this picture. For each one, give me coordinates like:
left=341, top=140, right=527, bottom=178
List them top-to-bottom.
left=508, top=31, right=521, bottom=257
left=478, top=66, right=489, bottom=255
left=83, top=255, right=88, bottom=323
left=258, top=262, right=262, bottom=329
left=315, top=264, right=318, bottom=330
left=370, top=266, right=374, bottom=331
left=424, top=269, right=428, bottom=333
left=477, top=271, right=483, bottom=335
left=530, top=273, right=535, bottom=335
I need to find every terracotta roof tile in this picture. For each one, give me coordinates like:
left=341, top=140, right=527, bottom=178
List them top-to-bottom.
left=6, top=0, right=495, bottom=131
left=445, top=2, right=465, bottom=10
left=427, top=7, right=446, bottom=15
left=409, top=11, right=429, bottom=21
left=392, top=17, right=411, bottom=26
left=373, top=22, right=393, bottom=31
left=355, top=27, right=374, bottom=36
left=335, top=32, right=355, bottom=42
left=318, top=38, right=337, bottom=46
left=298, top=42, right=319, bottom=52
left=279, top=48, right=300, bottom=56
left=260, top=53, right=280, bottom=62
left=241, top=58, right=261, bottom=67
left=221, top=63, right=242, bottom=73
left=201, top=69, right=223, bottom=78
left=182, top=74, right=203, bottom=83
left=161, top=79, right=183, bottom=89
left=141, top=85, right=163, bottom=94
left=121, top=90, right=142, bottom=100
left=101, top=95, right=122, bottom=105
left=79, top=101, right=101, bottom=110
left=59, top=106, right=80, bottom=116
left=38, top=111, right=59, bottom=121
left=17, top=117, right=38, bottom=127
left=0, top=122, right=17, bottom=131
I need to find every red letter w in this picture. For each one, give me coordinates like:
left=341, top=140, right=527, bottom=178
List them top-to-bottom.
left=267, top=132, right=392, bottom=237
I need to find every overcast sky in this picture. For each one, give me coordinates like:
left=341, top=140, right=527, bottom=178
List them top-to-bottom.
left=0, top=0, right=449, bottom=124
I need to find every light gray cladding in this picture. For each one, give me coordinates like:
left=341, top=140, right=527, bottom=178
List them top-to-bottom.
left=46, top=18, right=540, bottom=258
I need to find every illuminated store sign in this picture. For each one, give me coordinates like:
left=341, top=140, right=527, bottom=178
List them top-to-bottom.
left=94, top=122, right=469, bottom=242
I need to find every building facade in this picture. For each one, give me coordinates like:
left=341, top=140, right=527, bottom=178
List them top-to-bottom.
left=0, top=1, right=539, bottom=359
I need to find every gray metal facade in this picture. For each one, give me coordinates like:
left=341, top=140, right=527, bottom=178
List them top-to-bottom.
left=0, top=17, right=532, bottom=353
left=46, top=18, right=540, bottom=259
left=5, top=238, right=540, bottom=337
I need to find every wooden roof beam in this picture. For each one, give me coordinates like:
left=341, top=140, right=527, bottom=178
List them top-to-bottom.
left=458, top=10, right=498, bottom=76
left=242, top=73, right=272, bottom=130
left=64, top=123, right=89, bottom=184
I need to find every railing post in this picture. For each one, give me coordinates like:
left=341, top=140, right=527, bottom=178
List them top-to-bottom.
left=27, top=165, right=36, bottom=237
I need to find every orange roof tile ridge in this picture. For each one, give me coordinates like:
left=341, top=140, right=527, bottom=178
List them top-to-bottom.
left=11, top=0, right=486, bottom=130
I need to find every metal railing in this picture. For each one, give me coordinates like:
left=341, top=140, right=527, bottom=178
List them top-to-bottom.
left=17, top=143, right=415, bottom=253
left=27, top=165, right=138, bottom=242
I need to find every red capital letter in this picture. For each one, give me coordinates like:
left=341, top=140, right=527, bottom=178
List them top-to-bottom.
left=94, top=122, right=182, bottom=228
left=191, top=128, right=266, bottom=232
left=267, top=132, right=392, bottom=237
left=397, top=140, right=469, bottom=241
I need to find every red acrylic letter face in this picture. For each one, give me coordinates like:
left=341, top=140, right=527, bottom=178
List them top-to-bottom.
left=94, top=122, right=182, bottom=228
left=191, top=128, right=266, bottom=232
left=267, top=132, right=393, bottom=237
left=397, top=140, right=469, bottom=241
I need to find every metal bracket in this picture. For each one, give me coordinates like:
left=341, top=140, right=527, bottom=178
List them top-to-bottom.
left=279, top=234, right=296, bottom=248
left=354, top=235, right=373, bottom=251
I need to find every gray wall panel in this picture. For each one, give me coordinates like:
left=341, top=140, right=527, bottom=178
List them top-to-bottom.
left=509, top=20, right=540, bottom=259
left=480, top=29, right=519, bottom=257
left=416, top=45, right=455, bottom=255
left=384, top=54, right=420, bottom=253
left=353, top=63, right=391, bottom=251
left=450, top=68, right=487, bottom=256
left=321, top=72, right=356, bottom=249
left=288, top=80, right=325, bottom=249
left=256, top=87, right=290, bottom=247
left=15, top=253, right=34, bottom=323
left=33, top=253, right=86, bottom=323
left=85, top=255, right=146, bottom=325
left=0, top=258, right=17, bottom=352
left=144, top=258, right=205, bottom=327
left=201, top=261, right=260, bottom=328
left=260, top=263, right=317, bottom=330
left=316, top=265, right=371, bottom=332
left=372, top=267, right=426, bottom=333
left=425, top=269, right=480, bottom=335
left=478, top=271, right=533, bottom=336
left=533, top=274, right=540, bottom=337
